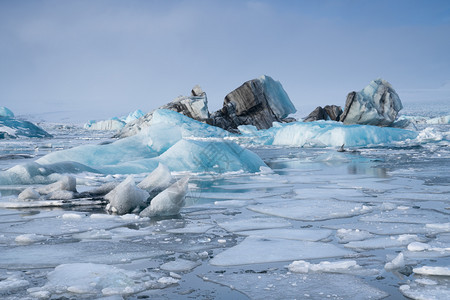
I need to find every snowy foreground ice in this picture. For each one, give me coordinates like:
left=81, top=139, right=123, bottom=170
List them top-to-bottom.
left=0, top=106, right=449, bottom=299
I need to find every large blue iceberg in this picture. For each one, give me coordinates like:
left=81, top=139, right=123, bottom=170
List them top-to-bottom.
left=0, top=107, right=52, bottom=139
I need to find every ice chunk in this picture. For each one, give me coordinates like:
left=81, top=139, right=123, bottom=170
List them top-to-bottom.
left=258, top=75, right=297, bottom=119
left=340, top=78, right=403, bottom=126
left=121, top=109, right=145, bottom=123
left=426, top=114, right=450, bottom=124
left=84, top=118, right=125, bottom=131
left=267, top=121, right=417, bottom=147
left=137, top=163, right=172, bottom=195
left=37, top=175, right=77, bottom=194
left=105, top=176, right=149, bottom=215
left=139, top=176, right=189, bottom=217
left=18, top=187, right=40, bottom=200
left=46, top=190, right=74, bottom=200
left=336, top=229, right=374, bottom=243
left=15, top=233, right=47, bottom=245
left=209, top=236, right=352, bottom=266
left=408, top=242, right=432, bottom=251
left=384, top=252, right=405, bottom=271
left=160, top=259, right=200, bottom=272
left=288, top=260, right=365, bottom=274
left=27, top=263, right=175, bottom=298
left=414, top=266, right=450, bottom=276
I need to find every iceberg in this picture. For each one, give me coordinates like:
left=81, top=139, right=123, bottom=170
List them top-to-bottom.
left=211, top=75, right=297, bottom=132
left=340, top=79, right=403, bottom=126
left=117, top=86, right=209, bottom=137
left=0, top=106, right=15, bottom=118
left=0, top=107, right=52, bottom=139
left=84, top=109, right=145, bottom=131
left=239, top=120, right=418, bottom=147
left=137, top=163, right=173, bottom=196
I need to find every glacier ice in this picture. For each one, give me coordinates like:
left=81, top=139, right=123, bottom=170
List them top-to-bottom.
left=340, top=78, right=403, bottom=126
left=0, top=106, right=14, bottom=118
left=0, top=115, right=52, bottom=139
left=105, top=176, right=149, bottom=215
left=139, top=176, right=189, bottom=217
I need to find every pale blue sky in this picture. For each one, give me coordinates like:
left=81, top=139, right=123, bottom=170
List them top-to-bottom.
left=1, top=0, right=449, bottom=122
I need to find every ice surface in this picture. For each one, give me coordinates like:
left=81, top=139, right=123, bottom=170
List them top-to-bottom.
left=105, top=176, right=149, bottom=215
left=139, top=176, right=189, bottom=217
left=248, top=199, right=373, bottom=221
left=217, top=217, right=291, bottom=232
left=236, top=228, right=333, bottom=242
left=336, top=228, right=374, bottom=243
left=344, top=234, right=423, bottom=250
left=209, top=236, right=352, bottom=266
left=160, top=259, right=200, bottom=272
left=28, top=263, right=177, bottom=298
left=203, top=271, right=388, bottom=300
left=0, top=273, right=29, bottom=293
left=400, top=279, right=450, bottom=300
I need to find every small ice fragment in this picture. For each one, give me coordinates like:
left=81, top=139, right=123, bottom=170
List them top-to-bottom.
left=137, top=163, right=172, bottom=195
left=37, top=175, right=77, bottom=195
left=105, top=175, right=149, bottom=215
left=139, top=176, right=189, bottom=217
left=18, top=187, right=40, bottom=200
left=62, top=213, right=84, bottom=220
left=15, top=233, right=46, bottom=245
left=407, top=242, right=431, bottom=252
left=384, top=253, right=405, bottom=271
left=160, top=259, right=200, bottom=272
left=413, top=266, right=450, bottom=276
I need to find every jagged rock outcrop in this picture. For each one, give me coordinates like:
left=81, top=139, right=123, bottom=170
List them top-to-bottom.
left=211, top=75, right=296, bottom=132
left=340, top=79, right=403, bottom=126
left=115, top=85, right=210, bottom=138
left=304, top=105, right=343, bottom=122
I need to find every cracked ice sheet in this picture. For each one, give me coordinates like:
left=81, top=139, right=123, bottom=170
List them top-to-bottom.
left=293, top=187, right=367, bottom=200
left=248, top=199, right=373, bottom=221
left=359, top=207, right=449, bottom=224
left=0, top=213, right=144, bottom=236
left=324, top=222, right=440, bottom=235
left=235, top=228, right=333, bottom=242
left=344, top=234, right=423, bottom=250
left=209, top=236, right=352, bottom=266
left=0, top=240, right=165, bottom=268
left=27, top=263, right=178, bottom=298
left=202, top=271, right=388, bottom=300
left=400, top=278, right=450, bottom=300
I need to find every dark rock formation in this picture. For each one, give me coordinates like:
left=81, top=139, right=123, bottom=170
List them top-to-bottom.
left=211, top=75, right=296, bottom=132
left=115, top=76, right=297, bottom=137
left=340, top=79, right=403, bottom=126
left=304, top=105, right=342, bottom=122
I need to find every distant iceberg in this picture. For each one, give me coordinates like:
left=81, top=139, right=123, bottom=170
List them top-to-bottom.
left=0, top=106, right=52, bottom=139
left=84, top=109, right=145, bottom=131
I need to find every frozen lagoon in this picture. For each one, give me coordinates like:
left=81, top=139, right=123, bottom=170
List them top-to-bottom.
left=0, top=118, right=449, bottom=299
